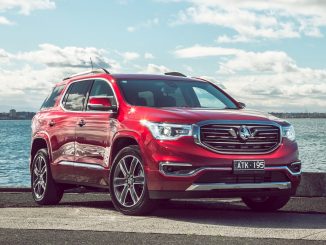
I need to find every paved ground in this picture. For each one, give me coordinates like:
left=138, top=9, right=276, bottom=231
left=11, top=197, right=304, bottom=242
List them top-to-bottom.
left=0, top=192, right=326, bottom=244
left=1, top=229, right=326, bottom=245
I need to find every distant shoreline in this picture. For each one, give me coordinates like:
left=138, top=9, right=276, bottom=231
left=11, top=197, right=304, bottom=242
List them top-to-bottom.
left=0, top=110, right=35, bottom=120
left=1, top=112, right=326, bottom=120
left=269, top=112, right=326, bottom=119
left=1, top=115, right=326, bottom=120
left=0, top=118, right=32, bottom=121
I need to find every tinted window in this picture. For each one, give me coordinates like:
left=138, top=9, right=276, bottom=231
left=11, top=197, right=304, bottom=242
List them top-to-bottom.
left=117, top=79, right=237, bottom=109
left=63, top=80, right=92, bottom=111
left=89, top=80, right=114, bottom=97
left=41, top=85, right=65, bottom=109
left=193, top=87, right=227, bottom=109
left=138, top=91, right=154, bottom=106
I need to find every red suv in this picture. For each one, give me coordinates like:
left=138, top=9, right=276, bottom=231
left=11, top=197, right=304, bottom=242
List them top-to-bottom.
left=30, top=69, right=301, bottom=215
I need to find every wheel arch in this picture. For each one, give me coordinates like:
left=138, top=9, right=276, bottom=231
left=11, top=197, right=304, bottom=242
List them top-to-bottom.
left=110, top=135, right=140, bottom=167
left=30, top=136, right=51, bottom=171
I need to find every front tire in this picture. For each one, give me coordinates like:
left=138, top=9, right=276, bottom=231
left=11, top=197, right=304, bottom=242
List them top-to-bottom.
left=109, top=145, right=156, bottom=215
left=31, top=148, right=64, bottom=205
left=242, top=195, right=291, bottom=212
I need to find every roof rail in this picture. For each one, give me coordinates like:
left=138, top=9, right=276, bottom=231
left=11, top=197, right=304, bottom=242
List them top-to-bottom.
left=63, top=68, right=110, bottom=81
left=164, top=72, right=187, bottom=77
left=192, top=76, right=209, bottom=82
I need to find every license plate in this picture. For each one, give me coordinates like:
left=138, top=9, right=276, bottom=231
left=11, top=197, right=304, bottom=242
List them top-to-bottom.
left=233, top=160, right=265, bottom=174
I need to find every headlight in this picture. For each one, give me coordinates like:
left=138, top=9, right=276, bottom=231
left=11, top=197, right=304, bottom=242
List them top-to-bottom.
left=141, top=120, right=192, bottom=140
left=282, top=125, right=295, bottom=141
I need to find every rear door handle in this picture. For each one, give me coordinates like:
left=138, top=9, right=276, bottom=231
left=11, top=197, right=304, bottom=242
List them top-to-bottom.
left=78, top=119, right=86, bottom=127
left=49, top=120, right=56, bottom=127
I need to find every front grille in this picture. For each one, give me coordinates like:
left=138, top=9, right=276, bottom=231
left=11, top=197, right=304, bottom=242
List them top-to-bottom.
left=200, top=124, right=281, bottom=153
left=195, top=171, right=288, bottom=184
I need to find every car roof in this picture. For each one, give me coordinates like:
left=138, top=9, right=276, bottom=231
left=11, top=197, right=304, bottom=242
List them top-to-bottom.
left=55, top=72, right=209, bottom=87
left=110, top=73, right=204, bottom=82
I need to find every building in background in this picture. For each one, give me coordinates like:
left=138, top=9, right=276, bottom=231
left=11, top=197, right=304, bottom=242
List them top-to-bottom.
left=0, top=109, right=35, bottom=120
left=9, top=109, right=17, bottom=118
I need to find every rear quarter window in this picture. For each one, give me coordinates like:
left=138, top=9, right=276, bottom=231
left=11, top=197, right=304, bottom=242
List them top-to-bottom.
left=41, top=85, right=65, bottom=109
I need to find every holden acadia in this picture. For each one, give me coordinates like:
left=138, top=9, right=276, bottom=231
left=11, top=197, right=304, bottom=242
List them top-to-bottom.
left=30, top=69, right=301, bottom=215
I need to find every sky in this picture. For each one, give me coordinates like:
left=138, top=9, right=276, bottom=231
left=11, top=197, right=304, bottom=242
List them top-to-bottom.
left=0, top=0, right=326, bottom=112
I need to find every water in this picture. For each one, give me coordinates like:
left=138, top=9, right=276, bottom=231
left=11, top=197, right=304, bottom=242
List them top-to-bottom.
left=0, top=119, right=325, bottom=187
left=288, top=119, right=326, bottom=173
left=0, top=120, right=31, bottom=187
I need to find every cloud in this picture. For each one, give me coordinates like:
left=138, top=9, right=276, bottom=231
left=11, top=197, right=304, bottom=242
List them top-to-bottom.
left=0, top=0, right=55, bottom=15
left=0, top=0, right=55, bottom=26
left=172, top=0, right=326, bottom=42
left=0, top=16, right=13, bottom=25
left=127, top=17, right=159, bottom=32
left=216, top=35, right=250, bottom=44
left=14, top=43, right=114, bottom=69
left=0, top=44, right=123, bottom=111
left=0, top=44, right=170, bottom=111
left=174, top=44, right=326, bottom=111
left=174, top=45, right=240, bottom=58
left=175, top=45, right=297, bottom=73
left=0, top=49, right=11, bottom=62
left=118, top=51, right=155, bottom=62
left=119, top=51, right=140, bottom=62
left=217, top=51, right=297, bottom=74
left=144, top=52, right=155, bottom=59
left=225, top=59, right=326, bottom=112
left=141, top=64, right=170, bottom=74
left=0, top=65, right=79, bottom=111
left=224, top=71, right=326, bottom=112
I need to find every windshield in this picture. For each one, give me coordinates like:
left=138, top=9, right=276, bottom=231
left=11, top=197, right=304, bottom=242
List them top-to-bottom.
left=117, top=79, right=238, bottom=109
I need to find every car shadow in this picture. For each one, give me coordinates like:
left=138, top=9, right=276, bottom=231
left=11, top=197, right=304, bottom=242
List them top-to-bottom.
left=4, top=192, right=326, bottom=230
left=59, top=195, right=326, bottom=230
left=150, top=199, right=326, bottom=230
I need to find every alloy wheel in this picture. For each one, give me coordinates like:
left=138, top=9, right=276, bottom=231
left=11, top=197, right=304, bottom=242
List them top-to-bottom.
left=32, top=155, right=47, bottom=200
left=113, top=155, right=145, bottom=207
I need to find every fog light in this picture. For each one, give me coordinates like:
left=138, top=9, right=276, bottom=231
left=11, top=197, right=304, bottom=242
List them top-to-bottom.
left=288, top=161, right=301, bottom=173
left=159, top=162, right=198, bottom=176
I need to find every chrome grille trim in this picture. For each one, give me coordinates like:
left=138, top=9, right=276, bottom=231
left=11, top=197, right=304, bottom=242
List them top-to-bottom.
left=193, top=120, right=282, bottom=154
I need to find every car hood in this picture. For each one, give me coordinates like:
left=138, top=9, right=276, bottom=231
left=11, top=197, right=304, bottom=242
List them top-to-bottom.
left=131, top=107, right=288, bottom=126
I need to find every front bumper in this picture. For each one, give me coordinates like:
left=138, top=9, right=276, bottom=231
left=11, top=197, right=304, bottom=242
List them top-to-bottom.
left=141, top=136, right=301, bottom=199
left=147, top=166, right=300, bottom=199
left=148, top=188, right=297, bottom=199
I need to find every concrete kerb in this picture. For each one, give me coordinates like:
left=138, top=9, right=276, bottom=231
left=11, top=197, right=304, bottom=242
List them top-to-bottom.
left=296, top=172, right=326, bottom=197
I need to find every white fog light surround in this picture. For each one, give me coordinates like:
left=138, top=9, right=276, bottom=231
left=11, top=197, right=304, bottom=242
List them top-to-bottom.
left=141, top=120, right=192, bottom=140
left=282, top=125, right=296, bottom=141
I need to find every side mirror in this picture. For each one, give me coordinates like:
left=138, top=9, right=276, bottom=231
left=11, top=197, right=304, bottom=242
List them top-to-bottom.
left=87, top=97, right=117, bottom=112
left=238, top=102, right=246, bottom=109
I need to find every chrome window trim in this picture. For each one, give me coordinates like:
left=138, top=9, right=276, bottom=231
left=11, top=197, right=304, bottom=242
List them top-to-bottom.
left=59, top=77, right=119, bottom=114
left=193, top=120, right=282, bottom=155
left=159, top=162, right=301, bottom=177
left=186, top=181, right=292, bottom=191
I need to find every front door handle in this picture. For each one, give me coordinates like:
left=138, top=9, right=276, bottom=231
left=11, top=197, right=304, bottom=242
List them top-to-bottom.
left=78, top=119, right=86, bottom=127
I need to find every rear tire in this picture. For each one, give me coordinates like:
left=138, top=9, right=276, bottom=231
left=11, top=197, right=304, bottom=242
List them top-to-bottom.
left=109, top=145, right=156, bottom=215
left=31, top=148, right=64, bottom=205
left=242, top=195, right=291, bottom=212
